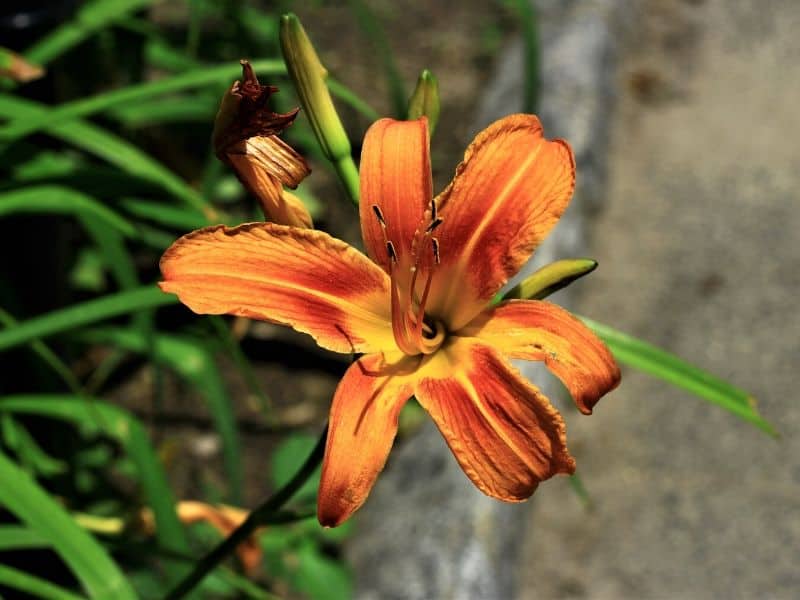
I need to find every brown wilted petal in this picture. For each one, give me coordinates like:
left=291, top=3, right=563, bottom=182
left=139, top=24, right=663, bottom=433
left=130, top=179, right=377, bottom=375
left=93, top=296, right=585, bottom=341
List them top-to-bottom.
left=212, top=60, right=301, bottom=157
left=213, top=60, right=312, bottom=226
left=176, top=501, right=262, bottom=576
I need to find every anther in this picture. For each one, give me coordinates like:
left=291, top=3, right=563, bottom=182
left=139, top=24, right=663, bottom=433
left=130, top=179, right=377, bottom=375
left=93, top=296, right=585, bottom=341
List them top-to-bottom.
left=430, top=199, right=437, bottom=221
left=372, top=205, right=387, bottom=228
left=425, top=217, right=443, bottom=233
left=432, top=237, right=440, bottom=264
left=386, top=240, right=398, bottom=263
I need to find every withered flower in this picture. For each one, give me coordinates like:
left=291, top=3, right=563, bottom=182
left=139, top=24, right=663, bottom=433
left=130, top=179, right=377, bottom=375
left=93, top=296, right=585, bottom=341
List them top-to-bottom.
left=213, top=60, right=312, bottom=228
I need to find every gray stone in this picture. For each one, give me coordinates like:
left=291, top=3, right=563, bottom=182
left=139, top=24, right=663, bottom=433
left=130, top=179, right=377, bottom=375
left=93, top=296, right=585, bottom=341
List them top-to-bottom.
left=520, top=0, right=800, bottom=598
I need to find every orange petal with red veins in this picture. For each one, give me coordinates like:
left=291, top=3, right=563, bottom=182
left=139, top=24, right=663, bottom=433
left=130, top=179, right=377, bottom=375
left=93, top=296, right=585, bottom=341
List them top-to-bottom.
left=427, top=114, right=576, bottom=331
left=359, top=117, right=432, bottom=272
left=160, top=223, right=394, bottom=355
left=459, top=299, right=621, bottom=414
left=414, top=340, right=575, bottom=502
left=317, top=353, right=416, bottom=526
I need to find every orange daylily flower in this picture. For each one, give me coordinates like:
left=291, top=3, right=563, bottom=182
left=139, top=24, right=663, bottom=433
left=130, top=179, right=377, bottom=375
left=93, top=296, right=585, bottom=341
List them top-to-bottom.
left=160, top=114, right=620, bottom=527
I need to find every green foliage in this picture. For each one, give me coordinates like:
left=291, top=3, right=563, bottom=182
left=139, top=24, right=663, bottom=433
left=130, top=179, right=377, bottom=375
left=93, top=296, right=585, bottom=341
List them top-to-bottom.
left=0, top=1, right=771, bottom=598
left=0, top=2, right=357, bottom=596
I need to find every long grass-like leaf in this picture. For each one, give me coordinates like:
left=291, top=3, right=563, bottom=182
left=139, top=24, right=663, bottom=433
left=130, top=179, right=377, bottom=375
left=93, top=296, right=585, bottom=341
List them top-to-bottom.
left=24, top=0, right=156, bottom=66
left=347, top=0, right=407, bottom=118
left=511, top=0, right=540, bottom=113
left=0, top=59, right=284, bottom=141
left=327, top=78, right=380, bottom=121
left=0, top=94, right=213, bottom=217
left=108, top=96, right=217, bottom=126
left=0, top=185, right=137, bottom=238
left=119, top=197, right=212, bottom=230
left=0, top=285, right=176, bottom=352
left=0, top=307, right=83, bottom=394
left=209, top=316, right=274, bottom=418
left=579, top=316, right=777, bottom=436
left=79, top=326, right=244, bottom=504
left=0, top=395, right=191, bottom=578
left=1, top=414, right=67, bottom=477
left=0, top=449, right=137, bottom=599
left=0, top=526, right=49, bottom=549
left=0, top=564, right=86, bottom=600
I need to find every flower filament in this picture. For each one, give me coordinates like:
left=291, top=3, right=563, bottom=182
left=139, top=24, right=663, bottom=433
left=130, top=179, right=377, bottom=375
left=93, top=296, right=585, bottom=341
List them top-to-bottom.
left=373, top=202, right=446, bottom=356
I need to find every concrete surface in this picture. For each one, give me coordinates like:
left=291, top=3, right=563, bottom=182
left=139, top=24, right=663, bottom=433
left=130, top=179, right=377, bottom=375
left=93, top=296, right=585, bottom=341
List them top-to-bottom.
left=520, top=0, right=800, bottom=598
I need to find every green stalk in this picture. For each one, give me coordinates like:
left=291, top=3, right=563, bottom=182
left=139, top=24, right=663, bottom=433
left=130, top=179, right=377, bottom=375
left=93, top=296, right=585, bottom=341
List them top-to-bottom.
left=163, top=425, right=328, bottom=599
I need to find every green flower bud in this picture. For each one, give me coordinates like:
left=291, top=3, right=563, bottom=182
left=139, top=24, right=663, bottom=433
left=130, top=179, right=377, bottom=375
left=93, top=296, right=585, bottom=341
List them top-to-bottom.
left=279, top=13, right=352, bottom=164
left=407, top=69, right=440, bottom=136
left=502, top=258, right=598, bottom=301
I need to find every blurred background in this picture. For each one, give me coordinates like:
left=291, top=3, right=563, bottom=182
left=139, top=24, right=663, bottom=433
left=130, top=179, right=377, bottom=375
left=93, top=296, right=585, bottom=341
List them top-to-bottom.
left=0, top=0, right=797, bottom=598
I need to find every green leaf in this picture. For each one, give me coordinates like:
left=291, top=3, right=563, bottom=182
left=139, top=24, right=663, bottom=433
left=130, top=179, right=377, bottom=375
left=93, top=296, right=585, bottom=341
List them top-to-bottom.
left=24, top=0, right=157, bottom=66
left=347, top=0, right=407, bottom=118
left=510, top=0, right=540, bottom=113
left=0, top=59, right=285, bottom=141
left=327, top=77, right=380, bottom=121
left=0, top=94, right=213, bottom=217
left=108, top=96, right=217, bottom=126
left=0, top=185, right=138, bottom=238
left=119, top=197, right=211, bottom=230
left=70, top=248, right=107, bottom=292
left=0, top=285, right=177, bottom=352
left=0, top=307, right=83, bottom=394
left=208, top=316, right=274, bottom=419
left=579, top=316, right=777, bottom=436
left=79, top=327, right=244, bottom=504
left=0, top=395, right=191, bottom=577
left=1, top=414, right=67, bottom=477
left=271, top=434, right=322, bottom=504
left=0, top=449, right=137, bottom=599
left=0, top=525, right=49, bottom=550
left=290, top=539, right=352, bottom=600
left=0, top=564, right=87, bottom=600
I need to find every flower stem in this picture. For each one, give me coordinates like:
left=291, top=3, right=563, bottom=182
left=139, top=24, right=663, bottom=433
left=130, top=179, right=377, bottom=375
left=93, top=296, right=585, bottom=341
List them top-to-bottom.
left=334, top=156, right=361, bottom=206
left=163, top=425, right=328, bottom=600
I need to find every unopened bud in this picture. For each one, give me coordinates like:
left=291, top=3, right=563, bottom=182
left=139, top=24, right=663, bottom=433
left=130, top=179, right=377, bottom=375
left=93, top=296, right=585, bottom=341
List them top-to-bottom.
left=279, top=13, right=351, bottom=164
left=407, top=69, right=440, bottom=136
left=503, top=258, right=598, bottom=301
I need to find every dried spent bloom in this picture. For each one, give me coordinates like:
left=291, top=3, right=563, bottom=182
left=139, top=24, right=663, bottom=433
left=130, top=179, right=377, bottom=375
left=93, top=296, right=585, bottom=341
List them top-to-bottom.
left=0, top=48, right=44, bottom=83
left=213, top=60, right=312, bottom=227
left=160, top=114, right=620, bottom=526
left=141, top=501, right=260, bottom=574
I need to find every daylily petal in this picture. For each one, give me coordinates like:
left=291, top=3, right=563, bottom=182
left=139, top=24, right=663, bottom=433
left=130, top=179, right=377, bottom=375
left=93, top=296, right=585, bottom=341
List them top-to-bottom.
left=426, top=114, right=576, bottom=330
left=359, top=117, right=432, bottom=272
left=227, top=150, right=312, bottom=227
left=160, top=223, right=395, bottom=354
left=459, top=300, right=620, bottom=414
left=414, top=339, right=575, bottom=502
left=318, top=353, right=416, bottom=526
left=175, top=501, right=260, bottom=575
